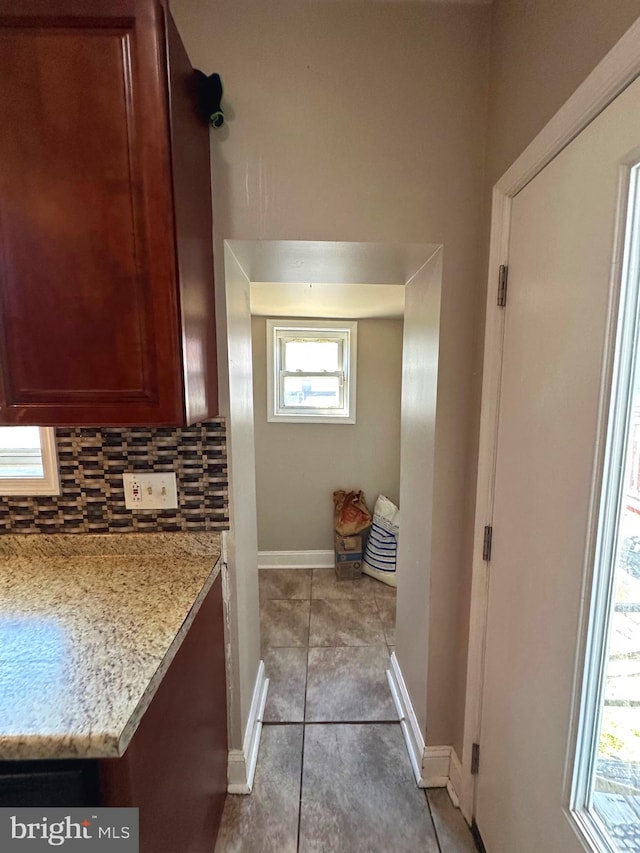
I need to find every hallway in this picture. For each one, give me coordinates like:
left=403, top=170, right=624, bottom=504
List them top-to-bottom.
left=215, top=569, right=477, bottom=852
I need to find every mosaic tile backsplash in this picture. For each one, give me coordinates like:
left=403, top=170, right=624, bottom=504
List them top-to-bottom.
left=0, top=419, right=228, bottom=534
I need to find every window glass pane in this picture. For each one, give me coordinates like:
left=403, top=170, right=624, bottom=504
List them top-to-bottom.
left=586, top=167, right=640, bottom=850
left=284, top=339, right=340, bottom=372
left=283, top=375, right=341, bottom=408
left=592, top=398, right=640, bottom=843
left=0, top=426, right=43, bottom=478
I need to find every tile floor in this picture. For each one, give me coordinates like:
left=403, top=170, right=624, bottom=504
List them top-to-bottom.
left=215, top=568, right=477, bottom=853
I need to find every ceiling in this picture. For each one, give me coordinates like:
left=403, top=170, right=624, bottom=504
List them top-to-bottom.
left=228, top=240, right=440, bottom=320
left=250, top=281, right=406, bottom=319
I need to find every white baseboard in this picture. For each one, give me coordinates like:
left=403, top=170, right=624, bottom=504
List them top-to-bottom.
left=258, top=550, right=334, bottom=569
left=387, top=652, right=426, bottom=787
left=387, top=652, right=465, bottom=816
left=227, top=661, right=269, bottom=794
left=423, top=743, right=467, bottom=822
left=422, top=745, right=464, bottom=804
left=423, top=745, right=452, bottom=787
left=448, top=748, right=463, bottom=808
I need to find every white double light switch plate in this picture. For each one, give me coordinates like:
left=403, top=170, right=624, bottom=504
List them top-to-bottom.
left=122, top=472, right=178, bottom=510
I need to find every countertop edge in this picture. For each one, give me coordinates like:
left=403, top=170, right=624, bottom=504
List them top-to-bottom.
left=0, top=541, right=223, bottom=762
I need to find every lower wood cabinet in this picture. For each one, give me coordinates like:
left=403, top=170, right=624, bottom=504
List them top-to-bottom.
left=100, top=573, right=228, bottom=852
left=0, top=574, right=228, bottom=853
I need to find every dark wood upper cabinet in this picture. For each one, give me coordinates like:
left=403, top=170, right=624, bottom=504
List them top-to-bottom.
left=0, top=0, right=217, bottom=426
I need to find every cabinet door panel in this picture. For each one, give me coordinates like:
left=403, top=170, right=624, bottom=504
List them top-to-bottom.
left=0, top=1, right=184, bottom=425
left=100, top=573, right=228, bottom=852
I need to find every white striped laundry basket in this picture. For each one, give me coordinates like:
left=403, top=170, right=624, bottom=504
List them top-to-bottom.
left=362, top=494, right=399, bottom=588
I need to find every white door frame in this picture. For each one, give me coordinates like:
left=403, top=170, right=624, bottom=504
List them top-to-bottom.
left=459, top=18, right=640, bottom=825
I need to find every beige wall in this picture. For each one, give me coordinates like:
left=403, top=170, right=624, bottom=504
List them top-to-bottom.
left=171, top=0, right=491, bottom=751
left=171, top=0, right=640, bottom=764
left=458, top=0, right=640, bottom=761
left=486, top=0, right=640, bottom=185
left=252, top=317, right=402, bottom=552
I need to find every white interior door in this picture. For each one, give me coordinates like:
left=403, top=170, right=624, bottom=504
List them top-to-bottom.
left=476, top=77, right=640, bottom=852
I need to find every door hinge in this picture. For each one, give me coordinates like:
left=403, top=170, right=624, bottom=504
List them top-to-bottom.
left=497, top=264, right=508, bottom=307
left=482, top=525, right=493, bottom=562
left=471, top=742, right=480, bottom=775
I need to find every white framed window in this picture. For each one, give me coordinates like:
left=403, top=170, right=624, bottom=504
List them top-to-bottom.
left=267, top=319, right=357, bottom=424
left=0, top=426, right=60, bottom=496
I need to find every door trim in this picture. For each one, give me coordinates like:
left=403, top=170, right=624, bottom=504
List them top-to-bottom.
left=460, top=16, right=640, bottom=825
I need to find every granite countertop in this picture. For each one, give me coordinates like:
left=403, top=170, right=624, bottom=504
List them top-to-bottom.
left=0, top=532, right=222, bottom=761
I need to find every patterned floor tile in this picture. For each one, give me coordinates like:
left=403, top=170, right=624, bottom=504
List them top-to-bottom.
left=311, top=568, right=377, bottom=599
left=259, top=569, right=312, bottom=602
left=376, top=597, right=396, bottom=646
left=308, top=598, right=384, bottom=646
left=261, top=600, right=310, bottom=647
left=305, top=645, right=397, bottom=722
left=263, top=647, right=308, bottom=722
left=299, top=723, right=439, bottom=852
left=215, top=725, right=303, bottom=853
left=427, top=789, right=477, bottom=852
